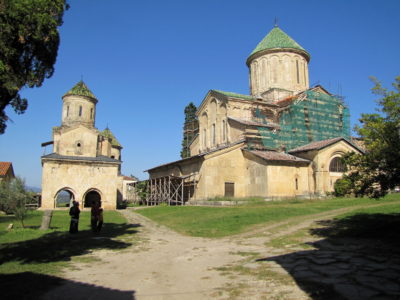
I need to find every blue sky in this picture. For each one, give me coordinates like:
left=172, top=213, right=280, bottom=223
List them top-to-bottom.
left=0, top=0, right=399, bottom=188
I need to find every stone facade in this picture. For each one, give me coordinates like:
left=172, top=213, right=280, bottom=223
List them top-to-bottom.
left=146, top=26, right=363, bottom=202
left=41, top=81, right=124, bottom=210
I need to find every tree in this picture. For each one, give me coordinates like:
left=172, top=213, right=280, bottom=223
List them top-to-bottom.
left=0, top=0, right=69, bottom=133
left=339, top=76, right=400, bottom=198
left=180, top=102, right=198, bottom=158
left=0, top=177, right=31, bottom=227
left=134, top=181, right=148, bottom=203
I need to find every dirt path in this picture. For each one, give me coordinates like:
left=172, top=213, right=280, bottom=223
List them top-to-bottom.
left=43, top=202, right=400, bottom=300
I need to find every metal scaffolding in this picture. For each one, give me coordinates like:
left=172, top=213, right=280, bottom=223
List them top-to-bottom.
left=251, top=89, right=351, bottom=152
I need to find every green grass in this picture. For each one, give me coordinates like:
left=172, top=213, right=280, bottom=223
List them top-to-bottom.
left=136, top=194, right=400, bottom=237
left=266, top=201, right=400, bottom=250
left=309, top=201, right=400, bottom=242
left=335, top=201, right=400, bottom=219
left=0, top=210, right=137, bottom=275
left=0, top=210, right=140, bottom=299
left=0, top=211, right=44, bottom=243
left=268, top=228, right=314, bottom=249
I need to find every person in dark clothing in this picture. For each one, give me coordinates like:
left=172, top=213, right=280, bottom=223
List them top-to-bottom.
left=69, top=201, right=80, bottom=233
left=91, top=202, right=100, bottom=232
left=97, top=207, right=104, bottom=232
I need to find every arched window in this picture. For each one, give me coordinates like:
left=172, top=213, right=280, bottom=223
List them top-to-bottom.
left=79, top=105, right=82, bottom=117
left=222, top=120, right=226, bottom=142
left=212, top=123, right=216, bottom=146
left=203, top=128, right=207, bottom=149
left=329, top=157, right=346, bottom=172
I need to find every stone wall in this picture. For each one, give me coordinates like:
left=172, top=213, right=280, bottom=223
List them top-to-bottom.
left=249, top=51, right=309, bottom=97
left=41, top=159, right=120, bottom=209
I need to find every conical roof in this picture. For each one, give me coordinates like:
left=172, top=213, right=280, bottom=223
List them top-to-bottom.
left=247, top=26, right=310, bottom=63
left=63, top=80, right=97, bottom=100
left=101, top=127, right=121, bottom=147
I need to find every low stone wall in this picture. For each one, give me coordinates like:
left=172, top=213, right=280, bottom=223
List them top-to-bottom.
left=186, top=195, right=327, bottom=206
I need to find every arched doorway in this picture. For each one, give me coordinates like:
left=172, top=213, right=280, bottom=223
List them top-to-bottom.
left=55, top=188, right=75, bottom=208
left=84, top=190, right=102, bottom=208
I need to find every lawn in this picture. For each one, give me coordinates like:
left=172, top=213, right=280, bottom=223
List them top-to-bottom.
left=136, top=194, right=400, bottom=237
left=0, top=209, right=140, bottom=298
left=0, top=210, right=136, bottom=275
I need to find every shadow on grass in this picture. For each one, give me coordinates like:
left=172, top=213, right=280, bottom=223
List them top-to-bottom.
left=256, top=213, right=400, bottom=299
left=310, top=213, right=400, bottom=245
left=0, top=223, right=141, bottom=265
left=0, top=272, right=135, bottom=300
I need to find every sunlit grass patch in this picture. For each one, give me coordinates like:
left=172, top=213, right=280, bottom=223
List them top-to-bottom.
left=136, top=194, right=400, bottom=238
left=0, top=210, right=136, bottom=277
left=267, top=228, right=315, bottom=250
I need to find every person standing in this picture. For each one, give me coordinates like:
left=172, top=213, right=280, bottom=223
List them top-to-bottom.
left=69, top=201, right=80, bottom=234
left=91, top=201, right=100, bottom=232
left=97, top=207, right=104, bottom=232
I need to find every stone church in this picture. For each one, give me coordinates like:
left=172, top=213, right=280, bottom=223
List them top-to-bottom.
left=146, top=26, right=363, bottom=201
left=41, top=81, right=125, bottom=209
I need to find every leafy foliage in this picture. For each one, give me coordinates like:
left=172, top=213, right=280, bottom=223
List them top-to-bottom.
left=0, top=0, right=69, bottom=133
left=342, top=76, right=400, bottom=198
left=180, top=102, right=198, bottom=158
left=0, top=177, right=31, bottom=227
left=333, top=177, right=352, bottom=197
left=134, top=181, right=148, bottom=202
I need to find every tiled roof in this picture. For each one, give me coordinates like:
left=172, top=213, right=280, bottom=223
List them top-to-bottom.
left=248, top=26, right=310, bottom=61
left=64, top=80, right=97, bottom=100
left=211, top=90, right=255, bottom=101
left=228, top=117, right=280, bottom=129
left=100, top=127, right=121, bottom=147
left=288, top=137, right=344, bottom=153
left=146, top=140, right=246, bottom=172
left=246, top=150, right=310, bottom=163
left=42, top=153, right=121, bottom=163
left=145, top=153, right=205, bottom=172
left=0, top=162, right=13, bottom=176
left=123, top=176, right=137, bottom=181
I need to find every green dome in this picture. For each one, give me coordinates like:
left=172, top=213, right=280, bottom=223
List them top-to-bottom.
left=247, top=26, right=310, bottom=63
left=63, top=80, right=97, bottom=100
left=101, top=127, right=121, bottom=148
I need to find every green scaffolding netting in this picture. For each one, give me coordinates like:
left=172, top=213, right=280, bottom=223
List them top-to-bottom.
left=255, top=90, right=350, bottom=151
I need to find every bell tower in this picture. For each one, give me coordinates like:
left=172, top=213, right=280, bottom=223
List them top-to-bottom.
left=246, top=26, right=310, bottom=100
left=61, top=80, right=98, bottom=128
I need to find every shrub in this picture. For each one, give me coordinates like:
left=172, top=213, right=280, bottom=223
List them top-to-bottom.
left=334, top=177, right=353, bottom=197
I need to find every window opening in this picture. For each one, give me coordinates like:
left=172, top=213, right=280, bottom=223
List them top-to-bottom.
left=296, top=60, right=300, bottom=84
left=67, top=106, right=69, bottom=117
left=79, top=106, right=82, bottom=117
left=90, top=108, right=93, bottom=119
left=222, top=120, right=226, bottom=142
left=212, top=123, right=216, bottom=146
left=203, top=128, right=207, bottom=149
left=329, top=157, right=346, bottom=172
